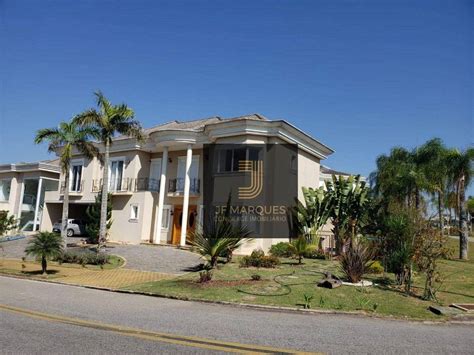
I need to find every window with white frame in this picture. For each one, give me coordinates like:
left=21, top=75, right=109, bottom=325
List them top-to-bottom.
left=109, top=158, right=125, bottom=191
left=70, top=160, right=83, bottom=192
left=0, top=179, right=11, bottom=202
left=130, top=204, right=139, bottom=220
left=161, top=206, right=171, bottom=229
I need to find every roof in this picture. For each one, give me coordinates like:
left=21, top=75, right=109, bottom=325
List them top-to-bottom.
left=143, top=113, right=268, bottom=134
left=0, top=159, right=60, bottom=174
left=320, top=165, right=353, bottom=176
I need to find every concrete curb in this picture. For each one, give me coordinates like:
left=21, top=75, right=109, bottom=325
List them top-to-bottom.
left=1, top=272, right=473, bottom=325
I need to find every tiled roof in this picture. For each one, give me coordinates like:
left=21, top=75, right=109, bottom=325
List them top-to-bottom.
left=144, top=113, right=268, bottom=134
left=320, top=165, right=353, bottom=176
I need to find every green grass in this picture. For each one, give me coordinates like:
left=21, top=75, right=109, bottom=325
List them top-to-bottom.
left=124, top=240, right=474, bottom=320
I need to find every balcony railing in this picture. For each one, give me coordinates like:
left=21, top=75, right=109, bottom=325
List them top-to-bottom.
left=91, top=178, right=160, bottom=193
left=136, top=178, right=160, bottom=192
left=168, top=178, right=200, bottom=194
left=60, top=180, right=84, bottom=194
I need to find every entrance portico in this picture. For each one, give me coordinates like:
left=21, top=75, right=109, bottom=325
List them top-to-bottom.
left=149, top=131, right=201, bottom=246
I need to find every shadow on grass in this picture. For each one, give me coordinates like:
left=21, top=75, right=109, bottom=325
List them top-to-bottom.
left=22, top=269, right=59, bottom=275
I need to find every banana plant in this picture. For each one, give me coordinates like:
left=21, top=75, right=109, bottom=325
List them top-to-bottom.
left=325, top=175, right=370, bottom=254
left=293, top=186, right=333, bottom=247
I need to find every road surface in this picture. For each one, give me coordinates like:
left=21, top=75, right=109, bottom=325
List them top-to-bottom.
left=0, top=276, right=473, bottom=354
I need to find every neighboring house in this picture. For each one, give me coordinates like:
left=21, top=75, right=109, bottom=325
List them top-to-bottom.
left=39, top=113, right=334, bottom=252
left=0, top=160, right=60, bottom=233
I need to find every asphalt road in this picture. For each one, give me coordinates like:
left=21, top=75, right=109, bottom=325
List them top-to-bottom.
left=1, top=276, right=473, bottom=354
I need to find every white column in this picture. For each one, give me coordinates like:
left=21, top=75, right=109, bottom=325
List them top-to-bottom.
left=180, top=144, right=192, bottom=246
left=154, top=147, right=168, bottom=244
left=32, top=178, right=43, bottom=232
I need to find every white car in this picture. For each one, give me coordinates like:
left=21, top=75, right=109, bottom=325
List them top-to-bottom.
left=53, top=219, right=87, bottom=237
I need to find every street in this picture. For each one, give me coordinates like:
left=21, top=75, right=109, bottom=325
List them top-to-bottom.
left=1, top=276, right=473, bottom=354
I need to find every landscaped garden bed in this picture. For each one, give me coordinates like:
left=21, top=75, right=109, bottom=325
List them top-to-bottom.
left=123, top=239, right=474, bottom=321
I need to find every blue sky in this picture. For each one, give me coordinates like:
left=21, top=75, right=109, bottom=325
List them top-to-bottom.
left=0, top=0, right=472, bottom=192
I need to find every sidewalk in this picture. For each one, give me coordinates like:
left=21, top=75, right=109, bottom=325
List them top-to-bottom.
left=0, top=259, right=172, bottom=289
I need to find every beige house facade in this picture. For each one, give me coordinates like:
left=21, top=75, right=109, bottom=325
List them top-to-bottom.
left=34, top=114, right=334, bottom=252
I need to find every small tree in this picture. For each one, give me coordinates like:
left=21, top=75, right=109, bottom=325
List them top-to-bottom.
left=86, top=192, right=113, bottom=244
left=382, top=204, right=419, bottom=291
left=0, top=210, right=16, bottom=236
left=414, top=229, right=451, bottom=301
left=25, top=232, right=63, bottom=274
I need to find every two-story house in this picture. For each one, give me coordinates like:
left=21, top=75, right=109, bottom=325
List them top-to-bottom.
left=39, top=114, right=334, bottom=252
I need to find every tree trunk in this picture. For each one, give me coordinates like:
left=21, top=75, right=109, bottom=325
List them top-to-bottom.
left=99, top=140, right=110, bottom=249
left=61, top=169, right=70, bottom=250
left=459, top=176, right=469, bottom=260
left=415, top=187, right=420, bottom=210
left=438, top=191, right=444, bottom=234
left=333, top=221, right=342, bottom=255
left=41, top=255, right=47, bottom=275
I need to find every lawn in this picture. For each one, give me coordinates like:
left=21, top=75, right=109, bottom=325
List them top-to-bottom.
left=124, top=240, right=474, bottom=320
left=0, top=254, right=124, bottom=279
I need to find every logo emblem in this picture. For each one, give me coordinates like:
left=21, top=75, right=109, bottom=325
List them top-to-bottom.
left=238, top=160, right=264, bottom=199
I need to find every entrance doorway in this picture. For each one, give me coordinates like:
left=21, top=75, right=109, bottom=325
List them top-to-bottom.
left=171, top=205, right=197, bottom=245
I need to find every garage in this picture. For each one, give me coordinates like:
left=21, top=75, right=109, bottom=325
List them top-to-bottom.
left=42, top=202, right=92, bottom=236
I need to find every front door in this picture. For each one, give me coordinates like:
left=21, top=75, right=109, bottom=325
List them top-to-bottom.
left=172, top=205, right=197, bottom=245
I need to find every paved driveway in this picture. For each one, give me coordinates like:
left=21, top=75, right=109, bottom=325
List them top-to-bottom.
left=1, top=235, right=202, bottom=275
left=103, top=244, right=202, bottom=274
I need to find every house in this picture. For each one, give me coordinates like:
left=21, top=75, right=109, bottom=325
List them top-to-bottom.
left=38, top=114, right=335, bottom=253
left=0, top=160, right=60, bottom=232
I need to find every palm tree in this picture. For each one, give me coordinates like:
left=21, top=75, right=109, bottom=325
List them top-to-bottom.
left=73, top=91, right=144, bottom=247
left=35, top=121, right=99, bottom=247
left=416, top=138, right=449, bottom=233
left=370, top=147, right=424, bottom=209
left=447, top=147, right=474, bottom=260
left=189, top=214, right=252, bottom=268
left=25, top=232, right=63, bottom=274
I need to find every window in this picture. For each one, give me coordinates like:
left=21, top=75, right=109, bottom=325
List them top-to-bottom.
left=217, top=147, right=261, bottom=173
left=176, top=156, right=199, bottom=192
left=109, top=158, right=125, bottom=191
left=70, top=161, right=83, bottom=192
left=0, top=179, right=11, bottom=202
left=130, top=204, right=139, bottom=220
left=161, top=206, right=171, bottom=229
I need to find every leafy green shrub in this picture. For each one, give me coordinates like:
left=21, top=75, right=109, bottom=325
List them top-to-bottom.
left=0, top=210, right=16, bottom=236
left=269, top=242, right=293, bottom=257
left=303, top=248, right=327, bottom=260
left=240, top=249, right=280, bottom=268
left=54, top=250, right=110, bottom=265
left=367, top=260, right=384, bottom=274
left=251, top=274, right=261, bottom=281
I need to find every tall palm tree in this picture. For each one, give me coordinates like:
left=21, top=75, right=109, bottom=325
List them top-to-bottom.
left=73, top=91, right=144, bottom=247
left=35, top=121, right=99, bottom=247
left=416, top=138, right=449, bottom=232
left=370, top=147, right=425, bottom=209
left=447, top=147, right=474, bottom=260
